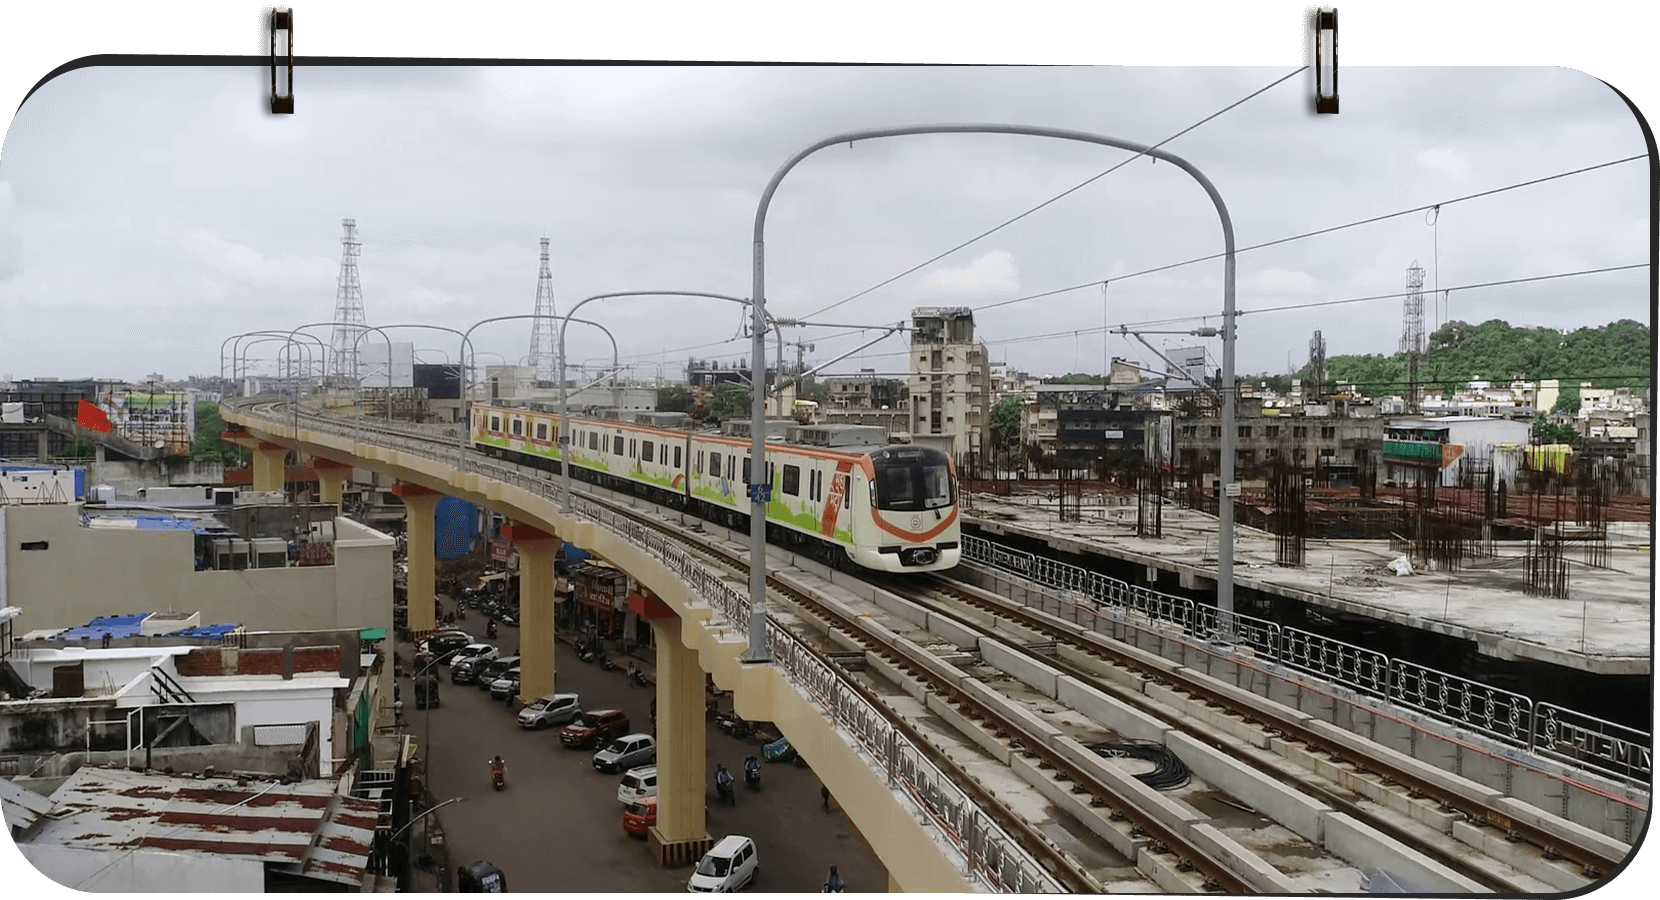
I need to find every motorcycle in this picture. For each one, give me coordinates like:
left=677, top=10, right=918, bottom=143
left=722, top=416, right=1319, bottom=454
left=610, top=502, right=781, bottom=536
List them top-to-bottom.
left=487, top=621, right=498, bottom=640
left=578, top=647, right=597, bottom=664
left=598, top=654, right=616, bottom=672
left=627, top=667, right=648, bottom=688
left=717, top=713, right=754, bottom=740
left=744, top=760, right=761, bottom=791
left=489, top=762, right=506, bottom=792
left=715, top=779, right=735, bottom=806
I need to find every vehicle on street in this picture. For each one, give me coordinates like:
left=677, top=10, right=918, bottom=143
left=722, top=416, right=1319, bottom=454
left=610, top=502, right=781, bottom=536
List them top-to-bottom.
left=419, top=631, right=475, bottom=659
left=452, top=643, right=498, bottom=666
left=451, top=649, right=500, bottom=685
left=475, top=656, right=520, bottom=691
left=489, top=666, right=522, bottom=702
left=413, top=674, right=440, bottom=709
left=518, top=693, right=581, bottom=729
left=560, top=709, right=630, bottom=749
left=593, top=733, right=656, bottom=774
left=617, top=764, right=658, bottom=805
left=622, top=795, right=657, bottom=837
left=687, top=835, right=759, bottom=892
left=458, top=860, right=507, bottom=892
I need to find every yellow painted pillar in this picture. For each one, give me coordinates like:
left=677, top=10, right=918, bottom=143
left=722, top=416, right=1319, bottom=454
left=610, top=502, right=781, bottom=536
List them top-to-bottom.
left=251, top=444, right=289, bottom=493
left=314, top=459, right=352, bottom=505
left=395, top=484, right=442, bottom=639
left=503, top=522, right=559, bottom=705
left=647, top=609, right=711, bottom=863
left=888, top=873, right=903, bottom=892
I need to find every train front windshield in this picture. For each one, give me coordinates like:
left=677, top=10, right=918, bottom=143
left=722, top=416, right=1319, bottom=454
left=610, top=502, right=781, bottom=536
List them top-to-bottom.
left=872, top=450, right=954, bottom=512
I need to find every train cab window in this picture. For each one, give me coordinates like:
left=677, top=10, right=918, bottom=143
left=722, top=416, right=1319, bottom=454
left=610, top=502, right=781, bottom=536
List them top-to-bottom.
left=613, top=436, right=624, bottom=456
left=642, top=441, right=654, bottom=463
left=674, top=446, right=682, bottom=469
left=872, top=450, right=954, bottom=512
left=708, top=454, right=720, bottom=478
left=783, top=465, right=801, bottom=496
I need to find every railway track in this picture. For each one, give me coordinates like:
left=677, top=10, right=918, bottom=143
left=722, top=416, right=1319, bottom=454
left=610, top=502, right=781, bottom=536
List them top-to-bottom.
left=228, top=399, right=1635, bottom=892
left=888, top=574, right=1626, bottom=892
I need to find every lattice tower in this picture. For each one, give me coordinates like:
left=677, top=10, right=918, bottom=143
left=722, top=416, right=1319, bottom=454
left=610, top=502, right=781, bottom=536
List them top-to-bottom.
left=329, top=218, right=367, bottom=383
left=528, top=238, right=559, bottom=385
left=1401, top=262, right=1426, bottom=412
left=1308, top=329, right=1326, bottom=400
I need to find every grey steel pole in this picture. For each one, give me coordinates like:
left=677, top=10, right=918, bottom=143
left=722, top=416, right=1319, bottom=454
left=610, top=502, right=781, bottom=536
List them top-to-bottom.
left=752, top=123, right=1237, bottom=658
left=746, top=245, right=770, bottom=663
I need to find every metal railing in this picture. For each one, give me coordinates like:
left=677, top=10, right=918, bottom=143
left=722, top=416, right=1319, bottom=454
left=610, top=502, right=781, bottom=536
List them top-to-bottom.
left=225, top=397, right=1062, bottom=893
left=959, top=533, right=1651, bottom=786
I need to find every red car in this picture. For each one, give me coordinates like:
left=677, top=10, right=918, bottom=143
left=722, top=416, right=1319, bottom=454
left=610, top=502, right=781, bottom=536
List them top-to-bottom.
left=560, top=709, right=630, bottom=749
left=622, top=795, right=657, bottom=836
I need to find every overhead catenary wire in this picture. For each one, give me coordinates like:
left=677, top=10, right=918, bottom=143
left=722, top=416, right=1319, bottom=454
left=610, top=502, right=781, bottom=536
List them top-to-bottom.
left=800, top=67, right=1308, bottom=322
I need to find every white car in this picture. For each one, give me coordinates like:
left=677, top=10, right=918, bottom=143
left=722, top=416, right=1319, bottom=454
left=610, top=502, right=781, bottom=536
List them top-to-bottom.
left=489, top=667, right=521, bottom=702
left=518, top=693, right=581, bottom=730
left=617, top=765, right=658, bottom=805
left=687, top=835, right=758, bottom=893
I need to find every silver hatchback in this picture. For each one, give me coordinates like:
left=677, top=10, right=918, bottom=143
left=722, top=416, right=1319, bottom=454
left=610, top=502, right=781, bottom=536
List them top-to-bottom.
left=518, top=693, right=581, bottom=730
left=592, top=733, right=656, bottom=774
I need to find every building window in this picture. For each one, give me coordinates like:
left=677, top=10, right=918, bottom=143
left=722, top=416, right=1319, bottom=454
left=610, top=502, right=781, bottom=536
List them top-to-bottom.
left=1181, top=425, right=1197, bottom=438
left=1264, top=425, right=1280, bottom=438
left=1293, top=425, right=1307, bottom=438
left=1210, top=426, right=1221, bottom=438
left=1238, top=426, right=1251, bottom=438
left=1321, top=426, right=1336, bottom=439
left=1266, top=448, right=1280, bottom=459
left=1294, top=448, right=1307, bottom=462
left=783, top=464, right=801, bottom=496
left=20, top=541, right=48, bottom=551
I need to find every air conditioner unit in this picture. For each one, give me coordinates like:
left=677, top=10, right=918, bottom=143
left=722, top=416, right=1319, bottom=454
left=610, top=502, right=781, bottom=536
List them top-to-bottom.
left=309, top=521, right=336, bottom=543
left=251, top=538, right=288, bottom=569
left=229, top=539, right=251, bottom=570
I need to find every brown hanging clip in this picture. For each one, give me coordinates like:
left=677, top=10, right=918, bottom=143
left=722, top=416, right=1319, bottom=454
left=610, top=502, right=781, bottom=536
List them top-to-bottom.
left=271, top=9, right=294, bottom=114
left=1314, top=9, right=1338, bottom=114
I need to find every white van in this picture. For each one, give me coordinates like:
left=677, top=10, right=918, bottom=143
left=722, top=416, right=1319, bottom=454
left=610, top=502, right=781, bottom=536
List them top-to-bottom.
left=686, top=835, right=758, bottom=893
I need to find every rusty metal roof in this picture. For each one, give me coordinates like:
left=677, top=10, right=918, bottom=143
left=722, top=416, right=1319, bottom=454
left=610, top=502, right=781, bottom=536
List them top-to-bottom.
left=27, top=767, right=379, bottom=886
left=0, top=776, right=56, bottom=833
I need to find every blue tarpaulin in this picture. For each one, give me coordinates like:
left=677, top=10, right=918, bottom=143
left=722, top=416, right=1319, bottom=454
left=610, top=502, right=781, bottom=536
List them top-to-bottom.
left=434, top=497, right=478, bottom=560
left=54, top=613, right=152, bottom=641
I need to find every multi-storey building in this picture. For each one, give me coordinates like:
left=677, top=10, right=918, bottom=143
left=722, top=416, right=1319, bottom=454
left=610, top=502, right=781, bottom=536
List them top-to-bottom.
left=907, top=307, right=991, bottom=467
left=1173, top=399, right=1385, bottom=488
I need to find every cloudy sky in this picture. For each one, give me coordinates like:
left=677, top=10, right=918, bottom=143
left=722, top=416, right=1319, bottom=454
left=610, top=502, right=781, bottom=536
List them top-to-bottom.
left=0, top=64, right=1649, bottom=386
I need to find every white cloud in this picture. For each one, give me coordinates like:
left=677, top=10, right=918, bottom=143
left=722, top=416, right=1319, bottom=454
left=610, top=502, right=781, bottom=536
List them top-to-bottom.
left=1415, top=146, right=1469, bottom=180
left=178, top=229, right=335, bottom=287
left=916, top=251, right=1019, bottom=302
left=1253, top=268, right=1316, bottom=293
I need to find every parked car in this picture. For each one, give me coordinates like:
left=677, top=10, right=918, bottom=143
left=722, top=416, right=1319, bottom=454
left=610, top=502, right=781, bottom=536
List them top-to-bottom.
left=419, top=631, right=474, bottom=659
left=451, top=643, right=498, bottom=666
left=450, top=647, right=501, bottom=685
left=475, top=656, right=520, bottom=691
left=489, top=667, right=522, bottom=702
left=518, top=693, right=581, bottom=729
left=560, top=709, right=630, bottom=749
left=593, top=733, right=656, bottom=774
left=616, top=765, right=658, bottom=805
left=622, top=795, right=657, bottom=837
left=687, top=835, right=759, bottom=893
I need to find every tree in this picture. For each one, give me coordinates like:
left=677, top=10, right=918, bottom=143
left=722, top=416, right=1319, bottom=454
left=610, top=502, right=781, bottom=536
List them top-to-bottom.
left=709, top=383, right=751, bottom=422
left=1551, top=385, right=1581, bottom=415
left=656, top=386, right=694, bottom=413
left=991, top=396, right=1023, bottom=445
left=191, top=401, right=250, bottom=465
left=1533, top=414, right=1579, bottom=444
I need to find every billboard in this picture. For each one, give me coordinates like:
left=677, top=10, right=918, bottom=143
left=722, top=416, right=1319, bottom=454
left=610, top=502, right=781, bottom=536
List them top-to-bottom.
left=360, top=342, right=415, bottom=388
left=1165, top=347, right=1208, bottom=392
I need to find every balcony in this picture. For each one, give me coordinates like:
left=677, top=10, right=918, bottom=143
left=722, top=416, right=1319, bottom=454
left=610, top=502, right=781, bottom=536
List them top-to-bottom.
left=1383, top=439, right=1445, bottom=465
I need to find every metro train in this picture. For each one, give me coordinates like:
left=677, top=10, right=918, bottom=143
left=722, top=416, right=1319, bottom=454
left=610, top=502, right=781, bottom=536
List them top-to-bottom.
left=469, top=402, right=961, bottom=574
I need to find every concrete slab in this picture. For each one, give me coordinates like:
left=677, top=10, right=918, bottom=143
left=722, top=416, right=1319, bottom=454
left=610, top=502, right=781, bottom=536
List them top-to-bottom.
left=967, top=498, right=1651, bottom=675
left=978, top=638, right=1062, bottom=699
left=1055, top=676, right=1171, bottom=743
left=1164, top=731, right=1330, bottom=844
left=1321, top=812, right=1488, bottom=893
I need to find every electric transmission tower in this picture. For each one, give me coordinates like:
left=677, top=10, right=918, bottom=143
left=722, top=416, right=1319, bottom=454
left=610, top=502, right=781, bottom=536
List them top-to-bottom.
left=329, top=218, right=367, bottom=384
left=528, top=238, right=559, bottom=387
left=1401, top=262, right=1426, bottom=413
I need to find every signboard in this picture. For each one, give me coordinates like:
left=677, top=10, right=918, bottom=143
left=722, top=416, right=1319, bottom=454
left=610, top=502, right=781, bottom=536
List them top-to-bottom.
left=1104, top=430, right=1125, bottom=439
left=1224, top=482, right=1241, bottom=497
left=490, top=539, right=512, bottom=562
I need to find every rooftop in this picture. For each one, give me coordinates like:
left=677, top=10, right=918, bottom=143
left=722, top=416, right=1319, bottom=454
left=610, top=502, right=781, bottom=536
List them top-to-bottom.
left=15, top=766, right=379, bottom=887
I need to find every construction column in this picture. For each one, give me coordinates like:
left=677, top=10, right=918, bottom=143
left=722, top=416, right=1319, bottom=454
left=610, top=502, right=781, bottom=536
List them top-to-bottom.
left=251, top=441, right=290, bottom=493
left=313, top=458, right=353, bottom=505
left=393, top=484, right=442, bottom=640
left=501, top=522, right=559, bottom=705
left=633, top=591, right=712, bottom=867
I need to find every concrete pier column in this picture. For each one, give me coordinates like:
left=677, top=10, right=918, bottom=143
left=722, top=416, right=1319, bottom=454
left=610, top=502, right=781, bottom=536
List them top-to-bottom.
left=36, top=430, right=48, bottom=462
left=251, top=442, right=289, bottom=493
left=314, top=458, right=352, bottom=505
left=394, top=483, right=442, bottom=640
left=502, top=522, right=559, bottom=705
left=638, top=593, right=712, bottom=867
left=888, top=873, right=903, bottom=892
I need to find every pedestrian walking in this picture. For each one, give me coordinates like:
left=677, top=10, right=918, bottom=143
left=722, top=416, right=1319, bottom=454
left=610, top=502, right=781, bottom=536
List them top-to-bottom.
left=821, top=784, right=831, bottom=811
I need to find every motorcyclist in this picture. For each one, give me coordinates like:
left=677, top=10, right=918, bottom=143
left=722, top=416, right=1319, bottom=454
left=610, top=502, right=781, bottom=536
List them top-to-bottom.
left=487, top=619, right=498, bottom=639
left=489, top=755, right=506, bottom=783
left=744, top=756, right=760, bottom=782
left=714, top=764, right=734, bottom=804
left=825, top=866, right=844, bottom=893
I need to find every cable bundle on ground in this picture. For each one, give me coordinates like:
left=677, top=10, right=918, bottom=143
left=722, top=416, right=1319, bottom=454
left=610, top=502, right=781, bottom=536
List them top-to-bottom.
left=1086, top=740, right=1191, bottom=791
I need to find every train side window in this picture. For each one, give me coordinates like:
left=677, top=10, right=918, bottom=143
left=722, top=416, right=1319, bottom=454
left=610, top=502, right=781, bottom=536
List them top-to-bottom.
left=490, top=416, right=501, bottom=432
left=511, top=418, right=523, bottom=436
left=536, top=422, right=548, bottom=441
left=590, top=433, right=599, bottom=451
left=613, top=436, right=624, bottom=456
left=629, top=438, right=636, bottom=458
left=642, top=441, right=654, bottom=463
left=674, top=446, right=682, bottom=469
left=709, top=454, right=720, bottom=478
left=728, top=456, right=736, bottom=482
left=742, top=458, right=751, bottom=485
left=782, top=465, right=800, bottom=496
left=839, top=474, right=851, bottom=506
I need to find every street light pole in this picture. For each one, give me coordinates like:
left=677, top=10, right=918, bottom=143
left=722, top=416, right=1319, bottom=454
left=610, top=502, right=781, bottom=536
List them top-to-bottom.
left=752, top=123, right=1238, bottom=657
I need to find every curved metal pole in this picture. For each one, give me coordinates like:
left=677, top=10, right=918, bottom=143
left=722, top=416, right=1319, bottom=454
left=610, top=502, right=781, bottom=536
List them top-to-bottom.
left=751, top=123, right=1238, bottom=661
left=557, top=292, right=780, bottom=516
left=290, top=322, right=395, bottom=444
left=227, top=331, right=327, bottom=383
left=239, top=336, right=314, bottom=384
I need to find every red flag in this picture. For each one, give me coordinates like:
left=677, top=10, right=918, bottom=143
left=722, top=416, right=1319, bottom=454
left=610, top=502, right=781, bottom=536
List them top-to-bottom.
left=76, top=399, right=113, bottom=434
